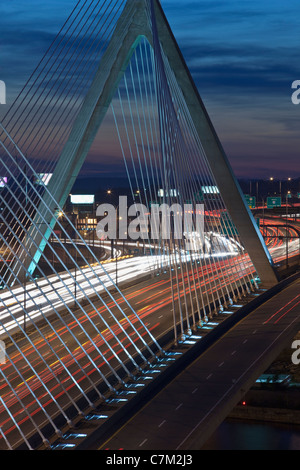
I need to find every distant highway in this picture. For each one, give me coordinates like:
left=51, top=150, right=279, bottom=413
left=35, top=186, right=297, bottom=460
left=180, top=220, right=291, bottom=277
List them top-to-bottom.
left=260, top=218, right=299, bottom=264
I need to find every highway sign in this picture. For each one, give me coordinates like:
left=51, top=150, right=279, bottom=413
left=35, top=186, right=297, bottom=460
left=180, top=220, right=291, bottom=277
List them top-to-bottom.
left=244, top=194, right=256, bottom=209
left=267, top=196, right=282, bottom=209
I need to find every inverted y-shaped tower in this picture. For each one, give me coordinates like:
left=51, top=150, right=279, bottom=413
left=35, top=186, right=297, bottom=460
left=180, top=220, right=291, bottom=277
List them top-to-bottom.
left=11, top=0, right=278, bottom=287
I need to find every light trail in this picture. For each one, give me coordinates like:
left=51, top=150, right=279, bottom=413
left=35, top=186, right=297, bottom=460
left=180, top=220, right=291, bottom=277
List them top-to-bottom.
left=0, top=232, right=242, bottom=338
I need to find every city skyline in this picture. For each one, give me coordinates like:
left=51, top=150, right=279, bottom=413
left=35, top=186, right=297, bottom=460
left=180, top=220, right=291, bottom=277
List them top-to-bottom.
left=0, top=0, right=299, bottom=179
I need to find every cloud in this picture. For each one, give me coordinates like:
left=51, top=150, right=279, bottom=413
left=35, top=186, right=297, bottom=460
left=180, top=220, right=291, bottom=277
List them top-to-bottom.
left=1, top=0, right=299, bottom=179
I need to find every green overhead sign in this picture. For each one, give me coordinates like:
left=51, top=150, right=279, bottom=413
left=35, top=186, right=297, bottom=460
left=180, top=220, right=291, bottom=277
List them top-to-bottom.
left=244, top=194, right=256, bottom=209
left=267, top=196, right=282, bottom=209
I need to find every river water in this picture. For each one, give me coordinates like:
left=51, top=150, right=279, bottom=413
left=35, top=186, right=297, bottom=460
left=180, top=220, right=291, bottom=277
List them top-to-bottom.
left=201, top=419, right=300, bottom=450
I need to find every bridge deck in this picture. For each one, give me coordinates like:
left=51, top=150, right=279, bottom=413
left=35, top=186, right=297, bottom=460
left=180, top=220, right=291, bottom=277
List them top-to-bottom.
left=96, top=276, right=300, bottom=450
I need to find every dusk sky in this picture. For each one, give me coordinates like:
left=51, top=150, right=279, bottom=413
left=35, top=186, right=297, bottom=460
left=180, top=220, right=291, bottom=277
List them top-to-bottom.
left=1, top=0, right=300, bottom=180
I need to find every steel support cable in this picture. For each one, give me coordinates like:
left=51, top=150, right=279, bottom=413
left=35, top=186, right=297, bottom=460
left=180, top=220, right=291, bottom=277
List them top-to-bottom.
left=0, top=0, right=127, bottom=257
left=0, top=0, right=126, bottom=260
left=0, top=0, right=94, bottom=176
left=1, top=0, right=86, bottom=133
left=4, top=0, right=112, bottom=148
left=15, top=0, right=124, bottom=164
left=30, top=0, right=127, bottom=170
left=27, top=8, right=140, bottom=263
left=3, top=9, right=191, bottom=346
left=149, top=10, right=210, bottom=330
left=1, top=15, right=162, bottom=408
left=143, top=38, right=168, bottom=270
left=140, top=41, right=167, bottom=272
left=135, top=43, right=161, bottom=220
left=133, top=44, right=168, bottom=273
left=111, top=45, right=164, bottom=275
left=131, top=51, right=158, bottom=266
left=127, top=54, right=164, bottom=275
left=130, top=55, right=154, bottom=207
left=151, top=55, right=184, bottom=337
left=164, top=57, right=255, bottom=298
left=119, top=58, right=154, bottom=272
left=160, top=58, right=230, bottom=315
left=167, top=62, right=257, bottom=294
left=114, top=66, right=163, bottom=276
left=150, top=70, right=181, bottom=337
left=121, top=71, right=154, bottom=257
left=160, top=96, right=214, bottom=325
left=166, top=96, right=228, bottom=316
left=176, top=100, right=257, bottom=298
left=156, top=105, right=187, bottom=336
left=163, top=108, right=222, bottom=322
left=0, top=120, right=161, bottom=357
left=162, top=123, right=196, bottom=332
left=174, top=128, right=241, bottom=308
left=168, top=146, right=209, bottom=327
left=0, top=147, right=141, bottom=387
left=0, top=165, right=162, bottom=374
left=0, top=180, right=123, bottom=399
left=0, top=199, right=139, bottom=393
left=0, top=239, right=110, bottom=403
left=0, top=253, right=98, bottom=412
left=0, top=266, right=97, bottom=410
left=0, top=299, right=90, bottom=422
left=0, top=323, right=69, bottom=439
left=0, top=366, right=51, bottom=449
left=0, top=396, right=32, bottom=450
left=0, top=416, right=13, bottom=450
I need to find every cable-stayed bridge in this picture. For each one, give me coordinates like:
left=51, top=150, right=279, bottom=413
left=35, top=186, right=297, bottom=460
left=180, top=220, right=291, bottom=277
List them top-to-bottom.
left=0, top=0, right=296, bottom=450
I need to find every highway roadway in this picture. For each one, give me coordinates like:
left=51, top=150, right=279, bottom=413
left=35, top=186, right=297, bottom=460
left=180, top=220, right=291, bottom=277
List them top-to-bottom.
left=261, top=218, right=299, bottom=264
left=0, top=220, right=297, bottom=339
left=0, top=221, right=298, bottom=449
left=0, top=232, right=242, bottom=338
left=0, top=252, right=255, bottom=449
left=95, top=276, right=300, bottom=450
